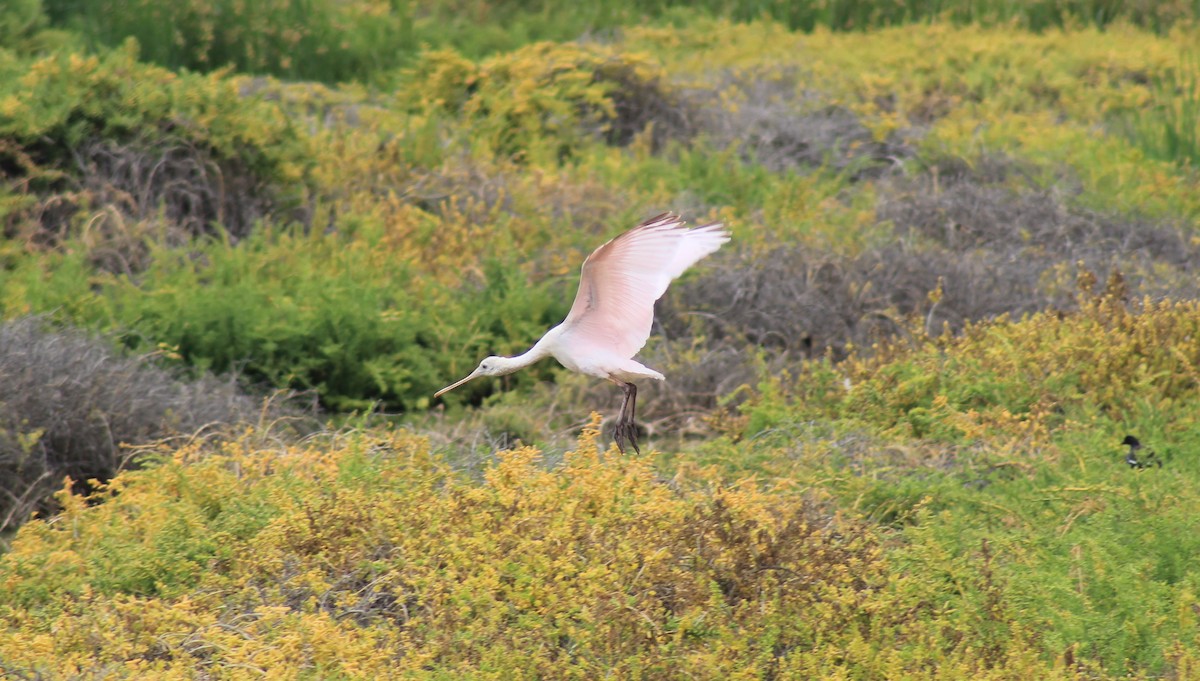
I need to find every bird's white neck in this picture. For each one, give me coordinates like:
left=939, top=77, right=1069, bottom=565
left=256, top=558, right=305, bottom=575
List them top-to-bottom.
left=494, top=339, right=553, bottom=374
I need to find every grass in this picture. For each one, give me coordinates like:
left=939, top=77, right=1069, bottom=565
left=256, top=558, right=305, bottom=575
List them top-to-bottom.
left=1122, top=50, right=1200, bottom=168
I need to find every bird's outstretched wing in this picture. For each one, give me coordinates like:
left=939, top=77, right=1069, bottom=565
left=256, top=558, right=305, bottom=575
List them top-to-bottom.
left=562, top=213, right=729, bottom=358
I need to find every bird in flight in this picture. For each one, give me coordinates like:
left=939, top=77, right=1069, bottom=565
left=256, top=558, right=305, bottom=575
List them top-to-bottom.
left=435, top=213, right=730, bottom=454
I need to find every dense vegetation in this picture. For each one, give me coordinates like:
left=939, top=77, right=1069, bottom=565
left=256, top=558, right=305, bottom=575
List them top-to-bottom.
left=3, top=0, right=1200, bottom=677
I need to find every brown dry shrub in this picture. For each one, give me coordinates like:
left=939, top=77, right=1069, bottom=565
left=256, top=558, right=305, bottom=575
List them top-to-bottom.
left=686, top=68, right=913, bottom=178
left=71, top=137, right=277, bottom=240
left=662, top=155, right=1200, bottom=364
left=880, top=158, right=1199, bottom=273
left=0, top=317, right=293, bottom=536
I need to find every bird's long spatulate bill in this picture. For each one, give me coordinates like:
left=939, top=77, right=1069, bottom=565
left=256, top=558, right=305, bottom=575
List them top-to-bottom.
left=434, top=370, right=481, bottom=398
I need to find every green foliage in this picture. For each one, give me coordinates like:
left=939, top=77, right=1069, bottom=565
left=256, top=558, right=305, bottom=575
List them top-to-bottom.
left=0, top=0, right=46, bottom=50
left=36, top=0, right=1200, bottom=87
left=41, top=0, right=413, bottom=84
left=705, top=0, right=1197, bottom=33
left=0, top=42, right=302, bottom=173
left=1122, top=50, right=1200, bottom=169
left=0, top=223, right=565, bottom=412
left=833, top=286, right=1200, bottom=439
left=707, top=288, right=1200, bottom=675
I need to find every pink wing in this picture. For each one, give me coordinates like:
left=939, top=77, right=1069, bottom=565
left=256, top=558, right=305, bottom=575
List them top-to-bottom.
left=562, top=213, right=730, bottom=358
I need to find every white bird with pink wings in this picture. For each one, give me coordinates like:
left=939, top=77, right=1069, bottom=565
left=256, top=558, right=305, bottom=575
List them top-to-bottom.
left=436, top=213, right=730, bottom=453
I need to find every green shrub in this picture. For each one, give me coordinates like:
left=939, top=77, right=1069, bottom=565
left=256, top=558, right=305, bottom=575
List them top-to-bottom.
left=32, top=0, right=1200, bottom=92
left=719, top=0, right=1193, bottom=33
left=0, top=221, right=567, bottom=412
left=710, top=290, right=1200, bottom=674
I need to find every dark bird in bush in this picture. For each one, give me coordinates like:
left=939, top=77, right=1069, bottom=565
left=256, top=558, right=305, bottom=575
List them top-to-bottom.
left=435, top=213, right=729, bottom=454
left=1122, top=435, right=1161, bottom=469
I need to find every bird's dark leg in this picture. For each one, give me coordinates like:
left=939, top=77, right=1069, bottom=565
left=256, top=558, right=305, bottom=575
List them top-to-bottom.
left=614, top=382, right=641, bottom=455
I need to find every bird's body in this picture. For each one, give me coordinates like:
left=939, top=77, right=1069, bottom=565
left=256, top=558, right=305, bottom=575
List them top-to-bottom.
left=435, top=213, right=730, bottom=452
left=527, top=325, right=666, bottom=384
left=1122, top=435, right=1162, bottom=469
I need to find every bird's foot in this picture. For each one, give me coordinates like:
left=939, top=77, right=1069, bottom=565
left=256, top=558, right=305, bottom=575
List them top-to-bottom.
left=613, top=418, right=641, bottom=455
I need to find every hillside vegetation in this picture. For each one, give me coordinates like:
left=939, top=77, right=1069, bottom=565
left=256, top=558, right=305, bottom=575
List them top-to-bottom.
left=2, top=1, right=1200, bottom=677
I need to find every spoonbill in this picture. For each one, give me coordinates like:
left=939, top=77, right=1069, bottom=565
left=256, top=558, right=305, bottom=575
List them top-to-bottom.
left=434, top=212, right=730, bottom=453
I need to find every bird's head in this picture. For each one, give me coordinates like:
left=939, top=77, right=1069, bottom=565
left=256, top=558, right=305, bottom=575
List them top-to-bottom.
left=434, top=356, right=517, bottom=398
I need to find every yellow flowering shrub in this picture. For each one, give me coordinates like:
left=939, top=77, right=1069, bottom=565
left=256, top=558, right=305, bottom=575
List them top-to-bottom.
left=399, top=41, right=676, bottom=161
left=834, top=285, right=1200, bottom=441
left=0, top=419, right=1074, bottom=678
